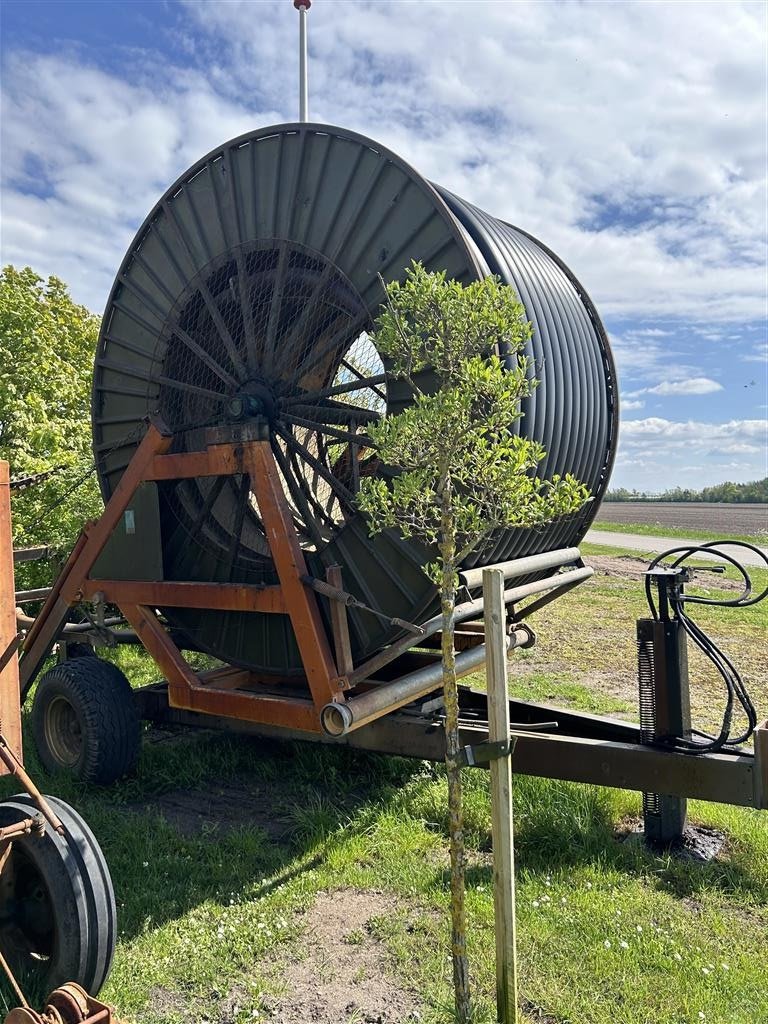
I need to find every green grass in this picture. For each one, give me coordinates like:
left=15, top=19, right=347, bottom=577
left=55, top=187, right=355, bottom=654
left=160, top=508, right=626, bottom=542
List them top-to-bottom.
left=591, top=520, right=767, bottom=546
left=2, top=540, right=766, bottom=1022
left=4, top=729, right=766, bottom=1024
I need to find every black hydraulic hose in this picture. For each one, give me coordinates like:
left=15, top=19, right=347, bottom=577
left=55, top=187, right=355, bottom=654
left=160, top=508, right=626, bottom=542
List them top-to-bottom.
left=644, top=540, right=767, bottom=754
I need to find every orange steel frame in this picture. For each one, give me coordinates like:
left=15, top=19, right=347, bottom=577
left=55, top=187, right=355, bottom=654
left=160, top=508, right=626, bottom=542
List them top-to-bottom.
left=19, top=420, right=349, bottom=733
left=0, top=461, right=23, bottom=766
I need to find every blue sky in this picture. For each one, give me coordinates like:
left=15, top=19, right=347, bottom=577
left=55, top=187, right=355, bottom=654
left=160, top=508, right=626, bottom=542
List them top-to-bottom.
left=1, top=0, right=766, bottom=492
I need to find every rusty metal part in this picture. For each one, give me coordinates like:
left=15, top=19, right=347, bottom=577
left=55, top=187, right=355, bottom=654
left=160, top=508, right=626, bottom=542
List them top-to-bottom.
left=19, top=421, right=175, bottom=695
left=22, top=424, right=349, bottom=732
left=1, top=463, right=23, bottom=762
left=326, top=566, right=354, bottom=678
left=301, top=574, right=424, bottom=634
left=0, top=635, right=23, bottom=677
left=139, top=682, right=762, bottom=809
left=0, top=737, right=64, bottom=834
left=0, top=815, right=44, bottom=842
left=0, top=944, right=29, bottom=1009
left=4, top=982, right=118, bottom=1024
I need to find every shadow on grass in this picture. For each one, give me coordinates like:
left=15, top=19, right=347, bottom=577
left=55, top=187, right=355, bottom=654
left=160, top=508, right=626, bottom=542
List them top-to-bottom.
left=1, top=720, right=764, bottom=968
left=0, top=722, right=424, bottom=948
left=434, top=772, right=767, bottom=906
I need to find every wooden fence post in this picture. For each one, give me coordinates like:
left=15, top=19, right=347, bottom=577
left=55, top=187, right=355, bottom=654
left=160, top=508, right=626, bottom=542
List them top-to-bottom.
left=483, top=567, right=518, bottom=1024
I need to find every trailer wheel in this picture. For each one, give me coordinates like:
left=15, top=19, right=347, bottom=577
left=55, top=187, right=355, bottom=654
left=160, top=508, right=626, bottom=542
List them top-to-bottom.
left=32, top=658, right=140, bottom=784
left=0, top=796, right=116, bottom=997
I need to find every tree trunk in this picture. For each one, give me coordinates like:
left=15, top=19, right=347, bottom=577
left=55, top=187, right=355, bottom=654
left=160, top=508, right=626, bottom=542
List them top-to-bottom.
left=440, top=487, right=472, bottom=1023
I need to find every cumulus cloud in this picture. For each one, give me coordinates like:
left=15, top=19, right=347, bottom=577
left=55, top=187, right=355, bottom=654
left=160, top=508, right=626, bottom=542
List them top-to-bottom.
left=1, top=0, right=765, bottom=491
left=2, top=0, right=766, bottom=324
left=741, top=342, right=768, bottom=363
left=644, top=377, right=724, bottom=396
left=621, top=417, right=766, bottom=439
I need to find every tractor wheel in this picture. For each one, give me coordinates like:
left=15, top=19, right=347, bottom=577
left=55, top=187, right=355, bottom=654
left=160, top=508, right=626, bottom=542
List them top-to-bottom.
left=31, top=658, right=140, bottom=785
left=0, top=796, right=116, bottom=999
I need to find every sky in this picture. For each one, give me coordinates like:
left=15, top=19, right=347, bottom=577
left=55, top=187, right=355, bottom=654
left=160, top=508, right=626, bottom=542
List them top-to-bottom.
left=1, top=0, right=766, bottom=493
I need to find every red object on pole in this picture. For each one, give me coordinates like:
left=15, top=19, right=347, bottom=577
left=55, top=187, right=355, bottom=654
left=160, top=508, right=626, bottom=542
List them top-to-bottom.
left=293, top=0, right=311, bottom=9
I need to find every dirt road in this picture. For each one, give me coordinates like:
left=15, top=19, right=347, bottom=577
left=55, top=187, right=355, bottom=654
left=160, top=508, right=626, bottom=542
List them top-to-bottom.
left=585, top=529, right=768, bottom=568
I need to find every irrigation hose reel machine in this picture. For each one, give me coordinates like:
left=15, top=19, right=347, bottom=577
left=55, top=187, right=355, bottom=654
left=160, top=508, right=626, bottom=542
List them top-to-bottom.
left=21, top=119, right=619, bottom=734
left=9, top=121, right=768, bottom=1009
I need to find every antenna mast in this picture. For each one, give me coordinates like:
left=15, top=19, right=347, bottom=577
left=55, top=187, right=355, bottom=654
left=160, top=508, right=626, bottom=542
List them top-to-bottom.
left=294, top=0, right=311, bottom=122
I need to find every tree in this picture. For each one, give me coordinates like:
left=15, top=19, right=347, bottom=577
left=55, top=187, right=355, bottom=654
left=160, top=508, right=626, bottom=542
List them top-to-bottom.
left=358, top=263, right=588, bottom=1022
left=0, top=266, right=102, bottom=587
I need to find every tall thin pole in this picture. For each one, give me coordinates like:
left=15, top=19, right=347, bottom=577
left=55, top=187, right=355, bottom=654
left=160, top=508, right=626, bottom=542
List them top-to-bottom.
left=294, top=0, right=311, bottom=122
left=484, top=567, right=519, bottom=1023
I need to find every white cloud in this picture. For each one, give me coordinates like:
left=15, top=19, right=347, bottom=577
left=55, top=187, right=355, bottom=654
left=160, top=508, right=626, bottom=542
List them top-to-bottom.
left=1, top=0, right=766, bottom=323
left=1, top=0, right=766, bottom=493
left=741, top=342, right=768, bottom=363
left=645, top=377, right=724, bottom=396
left=621, top=399, right=645, bottom=411
left=621, top=417, right=766, bottom=440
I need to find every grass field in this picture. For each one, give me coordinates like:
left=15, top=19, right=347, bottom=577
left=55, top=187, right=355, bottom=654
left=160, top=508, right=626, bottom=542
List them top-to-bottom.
left=1, top=541, right=766, bottom=1023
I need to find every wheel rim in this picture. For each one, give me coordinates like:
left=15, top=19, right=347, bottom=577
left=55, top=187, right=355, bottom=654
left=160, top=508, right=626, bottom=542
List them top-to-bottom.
left=43, top=696, right=82, bottom=768
left=0, top=845, right=56, bottom=1000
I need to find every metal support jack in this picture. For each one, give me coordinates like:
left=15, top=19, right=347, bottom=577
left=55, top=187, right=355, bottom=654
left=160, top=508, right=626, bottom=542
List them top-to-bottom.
left=638, top=566, right=692, bottom=843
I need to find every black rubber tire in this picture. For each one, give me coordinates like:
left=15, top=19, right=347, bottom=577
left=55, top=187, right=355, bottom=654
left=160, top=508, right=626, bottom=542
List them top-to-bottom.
left=32, top=658, right=140, bottom=784
left=0, top=795, right=117, bottom=998
left=43, top=795, right=117, bottom=994
left=0, top=796, right=88, bottom=994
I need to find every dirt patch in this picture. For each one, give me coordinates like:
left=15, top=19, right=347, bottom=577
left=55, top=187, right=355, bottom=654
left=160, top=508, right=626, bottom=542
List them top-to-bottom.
left=588, top=553, right=748, bottom=591
left=127, top=778, right=293, bottom=841
left=616, top=817, right=728, bottom=863
left=261, top=889, right=422, bottom=1023
left=146, top=985, right=188, bottom=1016
left=520, top=999, right=563, bottom=1024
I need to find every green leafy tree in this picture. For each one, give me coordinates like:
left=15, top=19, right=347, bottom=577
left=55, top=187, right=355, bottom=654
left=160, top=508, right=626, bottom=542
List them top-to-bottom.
left=358, top=263, right=589, bottom=1022
left=0, top=265, right=102, bottom=587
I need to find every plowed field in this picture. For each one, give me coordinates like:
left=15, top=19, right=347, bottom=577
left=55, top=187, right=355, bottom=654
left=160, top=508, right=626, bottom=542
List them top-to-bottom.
left=594, top=501, right=767, bottom=536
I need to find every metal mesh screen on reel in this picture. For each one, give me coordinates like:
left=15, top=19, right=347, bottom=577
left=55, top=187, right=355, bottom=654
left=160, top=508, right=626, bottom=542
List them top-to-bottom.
left=91, top=122, right=617, bottom=675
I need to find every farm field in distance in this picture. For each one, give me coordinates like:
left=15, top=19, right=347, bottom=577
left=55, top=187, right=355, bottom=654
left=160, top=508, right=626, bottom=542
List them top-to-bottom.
left=593, top=501, right=767, bottom=539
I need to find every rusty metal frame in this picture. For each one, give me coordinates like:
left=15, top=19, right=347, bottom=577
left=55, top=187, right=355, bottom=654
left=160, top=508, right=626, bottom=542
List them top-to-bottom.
left=18, top=421, right=348, bottom=732
left=0, top=462, right=23, bottom=762
left=2, top=462, right=120, bottom=1021
left=135, top=683, right=766, bottom=810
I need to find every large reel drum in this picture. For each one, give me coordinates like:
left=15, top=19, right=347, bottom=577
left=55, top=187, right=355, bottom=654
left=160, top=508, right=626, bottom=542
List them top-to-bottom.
left=92, top=123, right=617, bottom=674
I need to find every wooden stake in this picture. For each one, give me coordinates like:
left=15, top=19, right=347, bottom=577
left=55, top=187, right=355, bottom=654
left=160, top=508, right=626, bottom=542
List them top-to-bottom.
left=483, top=567, right=518, bottom=1024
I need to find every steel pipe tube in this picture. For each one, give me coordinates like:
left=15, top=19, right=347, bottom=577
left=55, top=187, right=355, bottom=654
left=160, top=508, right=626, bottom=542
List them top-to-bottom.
left=459, top=547, right=581, bottom=590
left=501, top=565, right=593, bottom=605
left=349, top=566, right=592, bottom=684
left=323, top=629, right=533, bottom=737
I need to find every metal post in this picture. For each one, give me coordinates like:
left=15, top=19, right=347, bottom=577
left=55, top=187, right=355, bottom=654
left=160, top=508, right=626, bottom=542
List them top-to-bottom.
left=294, top=0, right=311, bottom=122
left=0, top=462, right=23, bottom=762
left=483, top=568, right=519, bottom=1024
left=638, top=568, right=691, bottom=844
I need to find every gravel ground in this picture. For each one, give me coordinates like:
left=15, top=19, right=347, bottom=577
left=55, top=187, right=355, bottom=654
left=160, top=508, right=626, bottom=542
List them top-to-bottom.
left=584, top=530, right=768, bottom=567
